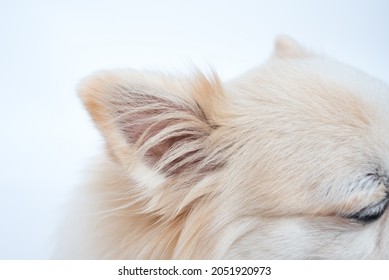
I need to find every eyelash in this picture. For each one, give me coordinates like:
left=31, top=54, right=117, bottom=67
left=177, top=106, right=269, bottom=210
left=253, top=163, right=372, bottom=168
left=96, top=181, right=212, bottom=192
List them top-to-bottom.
left=347, top=198, right=389, bottom=224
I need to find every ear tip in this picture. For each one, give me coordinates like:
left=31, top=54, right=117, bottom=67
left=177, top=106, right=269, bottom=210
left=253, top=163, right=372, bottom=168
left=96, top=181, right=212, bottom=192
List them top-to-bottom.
left=275, top=34, right=297, bottom=48
left=273, top=35, right=309, bottom=58
left=76, top=70, right=121, bottom=124
left=77, top=70, right=114, bottom=100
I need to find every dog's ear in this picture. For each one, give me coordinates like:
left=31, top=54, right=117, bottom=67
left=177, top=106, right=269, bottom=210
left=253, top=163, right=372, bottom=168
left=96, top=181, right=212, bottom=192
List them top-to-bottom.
left=274, top=35, right=311, bottom=58
left=79, top=70, right=226, bottom=177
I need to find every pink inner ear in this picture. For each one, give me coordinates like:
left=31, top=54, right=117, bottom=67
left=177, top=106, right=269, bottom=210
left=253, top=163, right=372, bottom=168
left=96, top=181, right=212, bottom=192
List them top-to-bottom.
left=111, top=90, right=212, bottom=175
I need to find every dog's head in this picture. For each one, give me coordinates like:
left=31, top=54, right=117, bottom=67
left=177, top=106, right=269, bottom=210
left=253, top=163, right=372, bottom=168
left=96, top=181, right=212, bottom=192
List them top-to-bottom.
left=80, top=37, right=389, bottom=259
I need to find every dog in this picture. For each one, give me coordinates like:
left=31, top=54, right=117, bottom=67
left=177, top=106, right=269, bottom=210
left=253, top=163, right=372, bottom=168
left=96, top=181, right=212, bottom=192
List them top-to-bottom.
left=55, top=36, right=389, bottom=259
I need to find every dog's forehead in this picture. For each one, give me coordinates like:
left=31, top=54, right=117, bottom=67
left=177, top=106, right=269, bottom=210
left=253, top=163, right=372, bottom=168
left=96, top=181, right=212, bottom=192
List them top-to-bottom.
left=236, top=54, right=389, bottom=126
left=227, top=55, right=389, bottom=174
left=287, top=56, right=388, bottom=107
left=306, top=58, right=389, bottom=170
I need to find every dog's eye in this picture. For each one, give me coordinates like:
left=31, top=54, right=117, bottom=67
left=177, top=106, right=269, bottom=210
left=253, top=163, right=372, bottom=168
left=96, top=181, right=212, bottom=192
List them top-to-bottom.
left=347, top=198, right=389, bottom=224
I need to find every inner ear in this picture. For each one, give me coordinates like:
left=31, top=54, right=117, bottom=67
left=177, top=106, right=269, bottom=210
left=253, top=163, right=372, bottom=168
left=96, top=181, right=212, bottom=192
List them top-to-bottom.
left=79, top=70, right=225, bottom=176
left=115, top=90, right=212, bottom=174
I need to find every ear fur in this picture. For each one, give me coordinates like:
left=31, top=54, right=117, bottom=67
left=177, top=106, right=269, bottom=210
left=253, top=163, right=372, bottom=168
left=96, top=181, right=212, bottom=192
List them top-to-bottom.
left=274, top=35, right=310, bottom=58
left=79, top=69, right=226, bottom=177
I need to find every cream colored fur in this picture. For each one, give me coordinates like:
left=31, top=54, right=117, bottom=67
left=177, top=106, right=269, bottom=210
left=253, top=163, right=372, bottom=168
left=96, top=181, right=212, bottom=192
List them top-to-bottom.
left=55, top=36, right=389, bottom=259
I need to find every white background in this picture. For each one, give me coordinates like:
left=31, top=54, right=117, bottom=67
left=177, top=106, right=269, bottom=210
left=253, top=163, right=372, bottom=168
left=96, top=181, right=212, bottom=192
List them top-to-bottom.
left=0, top=0, right=388, bottom=259
left=0, top=260, right=387, bottom=280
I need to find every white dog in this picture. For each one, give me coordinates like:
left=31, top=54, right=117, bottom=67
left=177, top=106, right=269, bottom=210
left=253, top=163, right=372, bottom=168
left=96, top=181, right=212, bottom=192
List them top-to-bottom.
left=55, top=36, right=389, bottom=259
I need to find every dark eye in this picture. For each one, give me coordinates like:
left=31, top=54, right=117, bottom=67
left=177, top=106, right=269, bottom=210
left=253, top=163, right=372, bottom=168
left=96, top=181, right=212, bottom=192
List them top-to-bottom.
left=347, top=198, right=389, bottom=224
